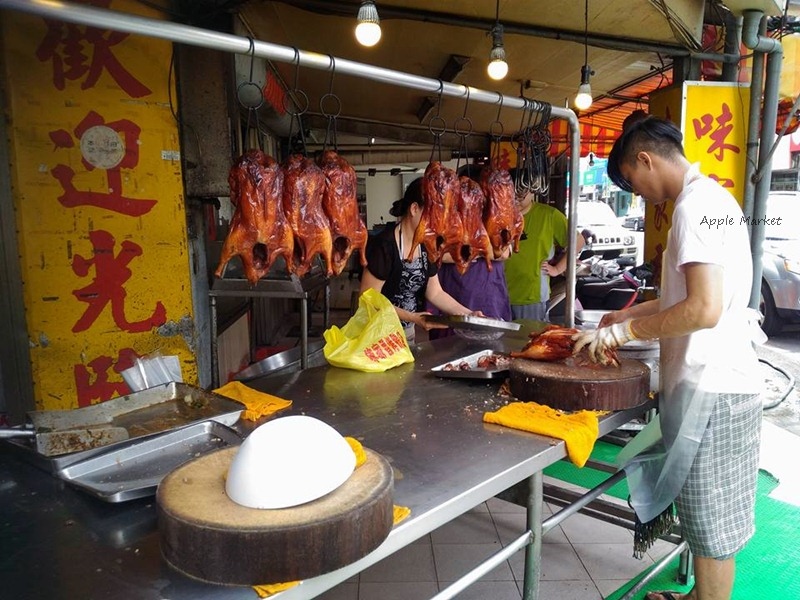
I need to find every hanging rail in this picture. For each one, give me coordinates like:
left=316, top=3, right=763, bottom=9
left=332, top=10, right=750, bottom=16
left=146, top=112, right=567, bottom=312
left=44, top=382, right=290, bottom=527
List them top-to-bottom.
left=0, top=0, right=580, bottom=326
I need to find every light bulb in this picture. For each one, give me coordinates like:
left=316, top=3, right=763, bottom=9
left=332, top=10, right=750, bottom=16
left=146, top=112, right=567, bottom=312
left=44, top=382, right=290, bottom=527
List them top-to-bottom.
left=355, top=2, right=381, bottom=47
left=355, top=21, right=381, bottom=46
left=487, top=41, right=507, bottom=80
left=487, top=58, right=508, bottom=80
left=573, top=64, right=593, bottom=111
left=574, top=85, right=593, bottom=110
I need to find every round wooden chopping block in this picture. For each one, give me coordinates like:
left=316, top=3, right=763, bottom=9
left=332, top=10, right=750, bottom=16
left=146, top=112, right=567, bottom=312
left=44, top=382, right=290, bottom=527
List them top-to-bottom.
left=508, top=356, right=650, bottom=411
left=157, top=446, right=394, bottom=586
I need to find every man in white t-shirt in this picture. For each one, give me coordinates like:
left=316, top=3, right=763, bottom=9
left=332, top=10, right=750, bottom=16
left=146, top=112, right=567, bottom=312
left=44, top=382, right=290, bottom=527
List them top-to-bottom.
left=574, top=117, right=763, bottom=600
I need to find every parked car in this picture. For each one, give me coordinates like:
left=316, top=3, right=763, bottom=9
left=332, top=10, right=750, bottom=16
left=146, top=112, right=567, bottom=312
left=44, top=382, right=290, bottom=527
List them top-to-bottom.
left=760, top=191, right=800, bottom=335
left=576, top=201, right=638, bottom=266
left=622, top=207, right=645, bottom=231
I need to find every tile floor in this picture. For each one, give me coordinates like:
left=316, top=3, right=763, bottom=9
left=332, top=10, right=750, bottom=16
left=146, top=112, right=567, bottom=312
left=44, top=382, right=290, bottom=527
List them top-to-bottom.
left=313, top=476, right=676, bottom=600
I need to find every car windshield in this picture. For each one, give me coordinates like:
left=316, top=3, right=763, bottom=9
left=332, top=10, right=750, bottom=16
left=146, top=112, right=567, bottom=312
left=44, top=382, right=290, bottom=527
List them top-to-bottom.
left=766, top=195, right=800, bottom=241
left=578, top=202, right=617, bottom=227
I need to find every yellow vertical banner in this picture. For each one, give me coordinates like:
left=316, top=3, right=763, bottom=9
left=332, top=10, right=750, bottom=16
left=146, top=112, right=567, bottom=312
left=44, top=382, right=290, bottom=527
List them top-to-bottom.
left=2, top=0, right=197, bottom=409
left=681, top=82, right=750, bottom=204
left=642, top=87, right=683, bottom=286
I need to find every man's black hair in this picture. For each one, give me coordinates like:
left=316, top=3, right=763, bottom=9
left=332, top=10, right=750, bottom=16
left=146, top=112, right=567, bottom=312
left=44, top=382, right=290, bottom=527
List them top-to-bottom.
left=607, top=116, right=685, bottom=193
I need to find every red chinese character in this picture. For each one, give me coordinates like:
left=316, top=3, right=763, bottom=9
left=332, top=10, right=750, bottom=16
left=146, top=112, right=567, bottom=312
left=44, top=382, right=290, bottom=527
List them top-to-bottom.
left=35, top=1, right=151, bottom=98
left=691, top=103, right=740, bottom=161
left=49, top=111, right=156, bottom=216
left=708, top=174, right=735, bottom=188
left=654, top=202, right=670, bottom=232
left=71, top=229, right=167, bottom=333
left=74, top=347, right=139, bottom=406
left=363, top=347, right=378, bottom=362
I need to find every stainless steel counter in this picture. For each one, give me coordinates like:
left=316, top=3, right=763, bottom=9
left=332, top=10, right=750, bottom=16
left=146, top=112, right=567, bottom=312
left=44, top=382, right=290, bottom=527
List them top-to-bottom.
left=0, top=327, right=651, bottom=600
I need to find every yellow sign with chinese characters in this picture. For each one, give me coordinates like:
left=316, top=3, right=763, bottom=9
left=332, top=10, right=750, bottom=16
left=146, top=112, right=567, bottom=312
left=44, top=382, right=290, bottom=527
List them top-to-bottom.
left=1, top=1, right=198, bottom=410
left=681, top=82, right=750, bottom=204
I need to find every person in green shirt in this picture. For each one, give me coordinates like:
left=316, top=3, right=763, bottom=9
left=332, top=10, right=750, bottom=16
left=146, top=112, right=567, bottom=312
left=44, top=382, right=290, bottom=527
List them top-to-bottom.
left=504, top=169, right=584, bottom=321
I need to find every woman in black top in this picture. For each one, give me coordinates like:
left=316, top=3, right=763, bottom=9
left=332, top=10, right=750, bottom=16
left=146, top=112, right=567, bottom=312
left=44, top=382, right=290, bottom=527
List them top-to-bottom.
left=361, top=178, right=481, bottom=343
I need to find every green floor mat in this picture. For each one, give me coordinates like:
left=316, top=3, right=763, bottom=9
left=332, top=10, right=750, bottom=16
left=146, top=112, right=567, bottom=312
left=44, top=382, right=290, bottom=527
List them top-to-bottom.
left=544, top=446, right=800, bottom=600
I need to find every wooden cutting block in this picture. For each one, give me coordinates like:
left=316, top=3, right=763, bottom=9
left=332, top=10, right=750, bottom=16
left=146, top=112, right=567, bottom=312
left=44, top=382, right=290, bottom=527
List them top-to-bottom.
left=508, top=355, right=650, bottom=411
left=157, top=446, right=394, bottom=585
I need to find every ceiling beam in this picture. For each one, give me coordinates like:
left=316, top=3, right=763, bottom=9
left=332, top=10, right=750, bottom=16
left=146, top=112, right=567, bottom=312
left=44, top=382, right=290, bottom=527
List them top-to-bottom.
left=269, top=0, right=702, bottom=56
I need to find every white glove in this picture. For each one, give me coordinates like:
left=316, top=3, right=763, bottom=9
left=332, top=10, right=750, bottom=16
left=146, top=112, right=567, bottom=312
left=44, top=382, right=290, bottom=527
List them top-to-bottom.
left=572, top=320, right=636, bottom=365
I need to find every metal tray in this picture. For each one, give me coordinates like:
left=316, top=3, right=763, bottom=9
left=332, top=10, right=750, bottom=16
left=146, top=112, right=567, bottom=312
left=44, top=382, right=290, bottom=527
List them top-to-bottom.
left=424, top=315, right=521, bottom=332
left=234, top=339, right=326, bottom=381
left=431, top=350, right=511, bottom=380
left=3, top=382, right=243, bottom=473
left=57, top=420, right=242, bottom=503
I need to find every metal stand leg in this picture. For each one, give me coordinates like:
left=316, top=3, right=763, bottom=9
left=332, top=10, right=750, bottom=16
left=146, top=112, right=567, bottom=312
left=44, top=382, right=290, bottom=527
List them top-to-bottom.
left=323, top=280, right=330, bottom=330
left=210, top=295, right=219, bottom=389
left=300, top=296, right=308, bottom=370
left=522, top=471, right=543, bottom=600
left=678, top=546, right=694, bottom=585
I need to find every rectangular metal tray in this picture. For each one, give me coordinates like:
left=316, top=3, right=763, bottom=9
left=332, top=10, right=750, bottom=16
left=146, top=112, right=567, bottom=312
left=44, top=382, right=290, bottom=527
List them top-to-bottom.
left=423, top=314, right=521, bottom=332
left=430, top=350, right=511, bottom=380
left=4, top=382, right=243, bottom=473
left=57, top=420, right=242, bottom=503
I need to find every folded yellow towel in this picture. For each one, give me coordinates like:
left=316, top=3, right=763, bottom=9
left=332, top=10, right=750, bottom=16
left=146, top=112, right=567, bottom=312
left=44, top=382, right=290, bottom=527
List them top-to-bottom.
left=213, top=381, right=292, bottom=421
left=483, top=402, right=605, bottom=467
left=252, top=436, right=410, bottom=597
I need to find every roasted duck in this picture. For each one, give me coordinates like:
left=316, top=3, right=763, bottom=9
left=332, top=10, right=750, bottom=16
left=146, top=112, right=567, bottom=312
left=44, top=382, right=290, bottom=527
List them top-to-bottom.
left=215, top=150, right=294, bottom=284
left=317, top=150, right=368, bottom=276
left=282, top=154, right=334, bottom=277
left=407, top=161, right=460, bottom=264
left=481, top=167, right=524, bottom=256
left=449, top=176, right=493, bottom=275
left=510, top=325, right=580, bottom=362
left=511, top=325, right=621, bottom=366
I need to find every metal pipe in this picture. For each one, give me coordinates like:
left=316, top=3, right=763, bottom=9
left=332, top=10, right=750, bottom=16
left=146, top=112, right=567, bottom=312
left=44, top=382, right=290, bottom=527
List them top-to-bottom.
left=272, top=0, right=739, bottom=61
left=742, top=10, right=783, bottom=311
left=742, top=16, right=767, bottom=225
left=542, top=469, right=626, bottom=532
left=522, top=471, right=544, bottom=600
left=431, top=529, right=533, bottom=600
left=619, top=541, right=689, bottom=600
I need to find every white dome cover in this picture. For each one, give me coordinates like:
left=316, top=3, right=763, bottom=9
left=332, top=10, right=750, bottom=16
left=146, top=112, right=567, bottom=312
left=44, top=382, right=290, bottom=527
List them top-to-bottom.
left=225, top=415, right=356, bottom=509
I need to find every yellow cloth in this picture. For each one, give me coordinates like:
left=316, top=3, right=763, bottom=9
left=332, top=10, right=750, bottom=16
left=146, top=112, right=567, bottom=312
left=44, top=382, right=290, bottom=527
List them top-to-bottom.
left=213, top=381, right=292, bottom=421
left=483, top=402, right=605, bottom=467
left=253, top=437, right=410, bottom=597
left=345, top=437, right=367, bottom=467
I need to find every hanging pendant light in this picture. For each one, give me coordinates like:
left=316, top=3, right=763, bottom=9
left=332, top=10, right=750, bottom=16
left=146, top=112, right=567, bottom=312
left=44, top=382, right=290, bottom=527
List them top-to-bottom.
left=487, top=0, right=508, bottom=80
left=573, top=0, right=594, bottom=111
left=355, top=1, right=382, bottom=47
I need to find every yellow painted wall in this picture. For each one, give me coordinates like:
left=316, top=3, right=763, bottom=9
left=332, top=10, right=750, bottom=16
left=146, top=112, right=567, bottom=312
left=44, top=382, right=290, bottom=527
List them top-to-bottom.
left=1, top=0, right=197, bottom=409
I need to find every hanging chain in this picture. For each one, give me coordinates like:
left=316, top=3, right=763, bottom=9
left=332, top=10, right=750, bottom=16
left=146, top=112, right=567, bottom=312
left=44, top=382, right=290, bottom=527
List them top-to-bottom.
left=282, top=47, right=309, bottom=155
left=320, top=55, right=342, bottom=152
left=428, top=80, right=446, bottom=163
left=454, top=86, right=473, bottom=175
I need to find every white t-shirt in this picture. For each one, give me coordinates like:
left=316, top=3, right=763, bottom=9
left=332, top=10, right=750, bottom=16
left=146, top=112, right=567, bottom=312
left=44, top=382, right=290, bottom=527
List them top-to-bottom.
left=659, top=164, right=761, bottom=395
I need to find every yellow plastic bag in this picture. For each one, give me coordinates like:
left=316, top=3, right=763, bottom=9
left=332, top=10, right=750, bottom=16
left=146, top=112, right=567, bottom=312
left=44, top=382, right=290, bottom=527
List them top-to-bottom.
left=323, top=288, right=415, bottom=372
